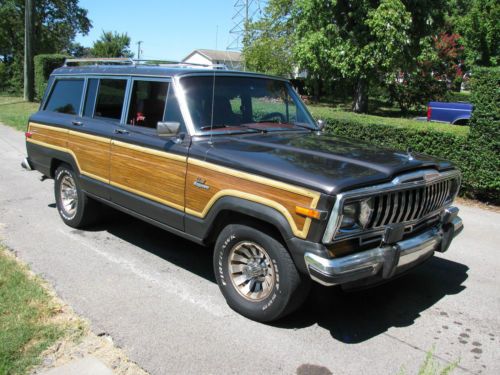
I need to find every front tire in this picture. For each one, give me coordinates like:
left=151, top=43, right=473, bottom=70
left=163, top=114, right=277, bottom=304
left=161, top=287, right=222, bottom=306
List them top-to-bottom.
left=54, top=164, right=100, bottom=228
left=214, top=224, right=310, bottom=322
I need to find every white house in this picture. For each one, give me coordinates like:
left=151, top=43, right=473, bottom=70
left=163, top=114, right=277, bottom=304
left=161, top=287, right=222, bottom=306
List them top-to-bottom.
left=182, top=49, right=243, bottom=70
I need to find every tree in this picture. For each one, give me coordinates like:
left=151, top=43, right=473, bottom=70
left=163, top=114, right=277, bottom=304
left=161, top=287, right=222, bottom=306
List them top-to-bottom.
left=0, top=0, right=91, bottom=93
left=243, top=0, right=294, bottom=77
left=291, top=0, right=448, bottom=113
left=454, top=0, right=499, bottom=67
left=91, top=31, right=133, bottom=58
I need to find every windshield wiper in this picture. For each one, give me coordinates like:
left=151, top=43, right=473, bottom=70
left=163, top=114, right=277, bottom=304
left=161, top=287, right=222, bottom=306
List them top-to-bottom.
left=199, top=124, right=228, bottom=131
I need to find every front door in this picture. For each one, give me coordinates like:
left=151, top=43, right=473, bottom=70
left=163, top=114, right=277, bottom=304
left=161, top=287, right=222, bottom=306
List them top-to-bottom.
left=109, top=78, right=189, bottom=230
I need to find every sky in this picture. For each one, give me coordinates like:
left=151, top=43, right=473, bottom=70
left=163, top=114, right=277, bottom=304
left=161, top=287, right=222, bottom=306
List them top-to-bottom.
left=75, top=0, right=263, bottom=61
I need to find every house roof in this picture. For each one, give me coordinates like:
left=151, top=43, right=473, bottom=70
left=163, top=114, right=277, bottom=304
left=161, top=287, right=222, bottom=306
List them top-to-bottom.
left=183, top=49, right=243, bottom=63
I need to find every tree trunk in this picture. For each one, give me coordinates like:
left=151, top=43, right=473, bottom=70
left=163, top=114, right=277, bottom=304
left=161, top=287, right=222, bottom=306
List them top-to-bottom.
left=24, top=0, right=34, bottom=102
left=353, top=78, right=368, bottom=113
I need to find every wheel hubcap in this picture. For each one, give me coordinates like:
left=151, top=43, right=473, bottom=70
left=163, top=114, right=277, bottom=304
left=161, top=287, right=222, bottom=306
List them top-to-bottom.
left=60, top=174, right=78, bottom=218
left=228, top=241, right=276, bottom=301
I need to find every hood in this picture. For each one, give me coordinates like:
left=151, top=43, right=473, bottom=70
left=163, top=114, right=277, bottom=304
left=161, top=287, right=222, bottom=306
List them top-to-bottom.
left=194, top=131, right=454, bottom=195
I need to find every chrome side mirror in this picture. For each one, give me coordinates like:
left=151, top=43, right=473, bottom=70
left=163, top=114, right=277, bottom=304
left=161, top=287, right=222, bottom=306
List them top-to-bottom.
left=317, top=119, right=325, bottom=131
left=157, top=121, right=180, bottom=136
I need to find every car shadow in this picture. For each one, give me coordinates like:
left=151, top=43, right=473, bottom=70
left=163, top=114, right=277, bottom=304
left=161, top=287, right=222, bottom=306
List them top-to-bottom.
left=81, top=207, right=468, bottom=343
left=276, top=256, right=468, bottom=343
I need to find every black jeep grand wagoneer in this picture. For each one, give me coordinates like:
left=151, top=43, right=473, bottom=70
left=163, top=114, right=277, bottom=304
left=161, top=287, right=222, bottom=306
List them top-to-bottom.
left=23, top=59, right=463, bottom=322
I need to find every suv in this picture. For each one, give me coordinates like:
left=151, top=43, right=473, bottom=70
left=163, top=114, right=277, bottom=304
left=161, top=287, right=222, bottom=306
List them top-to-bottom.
left=23, top=59, right=463, bottom=322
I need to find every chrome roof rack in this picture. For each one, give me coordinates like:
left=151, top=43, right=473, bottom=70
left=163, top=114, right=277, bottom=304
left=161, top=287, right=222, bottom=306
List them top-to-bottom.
left=63, top=58, right=228, bottom=70
left=64, top=58, right=134, bottom=66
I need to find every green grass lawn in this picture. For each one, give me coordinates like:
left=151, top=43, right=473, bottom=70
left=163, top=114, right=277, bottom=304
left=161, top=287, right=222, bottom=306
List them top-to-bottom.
left=0, top=96, right=39, bottom=131
left=0, top=245, right=64, bottom=375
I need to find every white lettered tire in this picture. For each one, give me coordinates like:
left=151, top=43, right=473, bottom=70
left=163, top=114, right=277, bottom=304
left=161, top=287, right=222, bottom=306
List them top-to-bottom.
left=214, top=224, right=310, bottom=322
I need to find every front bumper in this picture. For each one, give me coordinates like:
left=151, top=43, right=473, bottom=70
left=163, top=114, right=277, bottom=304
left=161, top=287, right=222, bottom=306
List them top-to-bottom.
left=304, top=207, right=463, bottom=286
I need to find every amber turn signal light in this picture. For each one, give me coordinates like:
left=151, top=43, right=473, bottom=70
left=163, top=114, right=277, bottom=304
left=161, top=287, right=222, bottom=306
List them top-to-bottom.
left=295, top=206, right=321, bottom=220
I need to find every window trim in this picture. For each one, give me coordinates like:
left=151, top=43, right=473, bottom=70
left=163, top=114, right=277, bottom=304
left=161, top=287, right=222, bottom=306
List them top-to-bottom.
left=42, top=77, right=86, bottom=116
left=123, top=77, right=171, bottom=130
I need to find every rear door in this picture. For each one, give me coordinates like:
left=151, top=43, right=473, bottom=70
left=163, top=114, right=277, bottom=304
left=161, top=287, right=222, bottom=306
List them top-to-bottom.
left=70, top=77, right=129, bottom=199
left=109, top=78, right=189, bottom=230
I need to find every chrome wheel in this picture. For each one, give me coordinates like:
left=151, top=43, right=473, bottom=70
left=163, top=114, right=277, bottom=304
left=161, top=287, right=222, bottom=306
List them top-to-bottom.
left=59, top=174, right=78, bottom=218
left=228, top=241, right=276, bottom=301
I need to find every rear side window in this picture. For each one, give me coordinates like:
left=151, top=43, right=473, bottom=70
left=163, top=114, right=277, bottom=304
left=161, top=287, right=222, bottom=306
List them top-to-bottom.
left=44, top=79, right=84, bottom=115
left=94, top=79, right=127, bottom=120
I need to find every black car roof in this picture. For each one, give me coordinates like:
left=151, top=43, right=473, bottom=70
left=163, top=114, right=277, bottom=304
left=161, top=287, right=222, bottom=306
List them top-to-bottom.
left=51, top=65, right=287, bottom=81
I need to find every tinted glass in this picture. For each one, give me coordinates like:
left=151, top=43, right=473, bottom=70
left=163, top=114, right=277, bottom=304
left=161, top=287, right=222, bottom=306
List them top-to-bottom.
left=181, top=76, right=315, bottom=132
left=83, top=78, right=99, bottom=117
left=44, top=79, right=84, bottom=115
left=94, top=79, right=127, bottom=120
left=127, top=80, right=168, bottom=128
left=164, top=84, right=186, bottom=133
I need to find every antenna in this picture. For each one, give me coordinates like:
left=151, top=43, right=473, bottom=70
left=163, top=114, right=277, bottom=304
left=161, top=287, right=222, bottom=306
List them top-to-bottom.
left=227, top=0, right=263, bottom=51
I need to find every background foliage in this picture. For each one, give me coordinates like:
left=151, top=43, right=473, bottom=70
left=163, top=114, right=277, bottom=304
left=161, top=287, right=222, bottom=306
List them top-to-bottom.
left=0, top=0, right=91, bottom=94
left=317, top=67, right=499, bottom=203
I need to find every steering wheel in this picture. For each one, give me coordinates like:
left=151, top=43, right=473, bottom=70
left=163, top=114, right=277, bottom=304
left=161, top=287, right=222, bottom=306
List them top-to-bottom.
left=260, top=112, right=286, bottom=123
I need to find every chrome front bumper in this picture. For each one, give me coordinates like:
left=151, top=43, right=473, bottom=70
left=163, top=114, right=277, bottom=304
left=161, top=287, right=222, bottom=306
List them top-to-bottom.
left=305, top=208, right=463, bottom=286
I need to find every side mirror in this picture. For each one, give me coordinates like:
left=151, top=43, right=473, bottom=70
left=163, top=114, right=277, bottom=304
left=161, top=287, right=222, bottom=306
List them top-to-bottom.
left=317, top=119, right=325, bottom=131
left=157, top=121, right=180, bottom=136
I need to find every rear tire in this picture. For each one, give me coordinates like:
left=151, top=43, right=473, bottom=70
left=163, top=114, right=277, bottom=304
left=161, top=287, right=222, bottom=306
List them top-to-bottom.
left=54, top=164, right=101, bottom=228
left=213, top=224, right=310, bottom=322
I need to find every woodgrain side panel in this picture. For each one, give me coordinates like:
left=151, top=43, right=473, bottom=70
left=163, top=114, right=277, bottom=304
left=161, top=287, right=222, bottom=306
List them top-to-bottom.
left=29, top=123, right=68, bottom=148
left=67, top=131, right=110, bottom=182
left=110, top=142, right=187, bottom=210
left=185, top=163, right=319, bottom=238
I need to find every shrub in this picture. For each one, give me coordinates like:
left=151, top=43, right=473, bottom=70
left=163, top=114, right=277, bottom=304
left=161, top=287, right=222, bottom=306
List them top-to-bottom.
left=34, top=54, right=67, bottom=100
left=310, top=66, right=499, bottom=204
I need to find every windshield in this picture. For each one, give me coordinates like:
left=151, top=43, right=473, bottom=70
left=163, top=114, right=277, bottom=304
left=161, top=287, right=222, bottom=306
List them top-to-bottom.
left=180, top=75, right=317, bottom=134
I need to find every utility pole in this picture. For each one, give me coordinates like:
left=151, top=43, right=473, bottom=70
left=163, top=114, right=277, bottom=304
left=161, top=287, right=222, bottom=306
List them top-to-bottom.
left=24, top=0, right=34, bottom=102
left=136, top=41, right=143, bottom=60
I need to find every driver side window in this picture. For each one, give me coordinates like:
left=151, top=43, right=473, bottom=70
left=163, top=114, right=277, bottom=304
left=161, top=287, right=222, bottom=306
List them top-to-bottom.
left=126, top=80, right=168, bottom=128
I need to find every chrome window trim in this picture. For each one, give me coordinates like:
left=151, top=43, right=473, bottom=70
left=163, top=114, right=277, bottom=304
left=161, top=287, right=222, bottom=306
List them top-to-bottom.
left=322, top=169, right=461, bottom=244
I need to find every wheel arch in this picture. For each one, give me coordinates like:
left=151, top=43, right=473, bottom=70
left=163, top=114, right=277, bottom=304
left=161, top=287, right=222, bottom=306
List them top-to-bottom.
left=452, top=117, right=470, bottom=126
left=186, top=196, right=295, bottom=246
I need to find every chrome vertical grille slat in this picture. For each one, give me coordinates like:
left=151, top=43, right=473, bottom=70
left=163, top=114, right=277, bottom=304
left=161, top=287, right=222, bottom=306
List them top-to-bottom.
left=352, top=177, right=457, bottom=231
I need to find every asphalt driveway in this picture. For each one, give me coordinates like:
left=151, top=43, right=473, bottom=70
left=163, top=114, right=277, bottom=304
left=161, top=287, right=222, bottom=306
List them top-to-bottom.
left=1, top=123, right=499, bottom=374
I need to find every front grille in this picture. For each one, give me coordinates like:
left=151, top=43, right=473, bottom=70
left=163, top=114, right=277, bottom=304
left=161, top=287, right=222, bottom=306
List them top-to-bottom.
left=366, top=178, right=453, bottom=229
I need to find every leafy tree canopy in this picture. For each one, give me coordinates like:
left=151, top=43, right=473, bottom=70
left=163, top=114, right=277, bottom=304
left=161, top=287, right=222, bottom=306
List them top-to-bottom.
left=0, top=0, right=91, bottom=92
left=450, top=0, right=499, bottom=66
left=91, top=31, right=133, bottom=58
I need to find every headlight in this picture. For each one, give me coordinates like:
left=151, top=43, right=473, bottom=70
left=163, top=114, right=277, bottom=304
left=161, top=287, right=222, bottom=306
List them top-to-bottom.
left=340, top=198, right=374, bottom=229
left=340, top=203, right=358, bottom=228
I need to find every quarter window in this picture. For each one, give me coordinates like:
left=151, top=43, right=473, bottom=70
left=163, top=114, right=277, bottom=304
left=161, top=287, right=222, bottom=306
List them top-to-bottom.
left=44, top=79, right=84, bottom=115
left=94, top=79, right=127, bottom=120
left=127, top=80, right=168, bottom=128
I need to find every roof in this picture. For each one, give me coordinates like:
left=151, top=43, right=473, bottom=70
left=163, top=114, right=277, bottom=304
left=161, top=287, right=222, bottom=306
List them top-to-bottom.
left=182, top=49, right=242, bottom=63
left=50, top=64, right=286, bottom=81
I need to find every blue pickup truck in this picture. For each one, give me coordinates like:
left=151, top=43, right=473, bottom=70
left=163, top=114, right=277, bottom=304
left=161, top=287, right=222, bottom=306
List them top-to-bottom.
left=427, top=101, right=473, bottom=125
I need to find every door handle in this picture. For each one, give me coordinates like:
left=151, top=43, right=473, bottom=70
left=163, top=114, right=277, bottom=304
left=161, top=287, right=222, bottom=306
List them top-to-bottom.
left=71, top=120, right=83, bottom=126
left=114, top=128, right=129, bottom=135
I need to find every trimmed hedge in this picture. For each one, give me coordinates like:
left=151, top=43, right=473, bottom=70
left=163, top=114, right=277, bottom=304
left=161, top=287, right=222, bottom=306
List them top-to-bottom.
left=34, top=54, right=67, bottom=100
left=310, top=67, right=499, bottom=204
